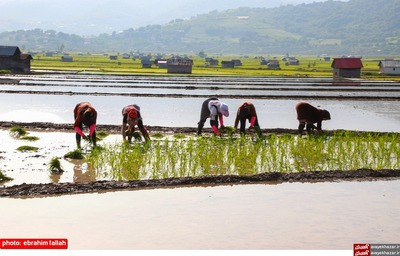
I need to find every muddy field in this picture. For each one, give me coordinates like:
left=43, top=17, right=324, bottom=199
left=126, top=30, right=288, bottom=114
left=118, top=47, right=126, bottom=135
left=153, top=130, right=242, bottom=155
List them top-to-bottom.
left=1, top=74, right=400, bottom=198
left=0, top=121, right=399, bottom=198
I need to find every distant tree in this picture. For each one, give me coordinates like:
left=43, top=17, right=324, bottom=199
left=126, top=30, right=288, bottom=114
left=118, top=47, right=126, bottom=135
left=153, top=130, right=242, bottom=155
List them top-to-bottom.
left=58, top=44, right=65, bottom=53
left=198, top=50, right=207, bottom=58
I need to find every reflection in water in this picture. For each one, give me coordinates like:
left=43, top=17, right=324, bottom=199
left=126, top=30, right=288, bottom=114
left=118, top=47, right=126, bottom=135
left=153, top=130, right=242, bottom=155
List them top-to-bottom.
left=1, top=180, right=399, bottom=250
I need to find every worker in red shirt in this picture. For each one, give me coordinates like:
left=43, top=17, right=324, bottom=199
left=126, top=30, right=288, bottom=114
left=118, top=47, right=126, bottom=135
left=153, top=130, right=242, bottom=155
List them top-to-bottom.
left=234, top=101, right=261, bottom=135
left=73, top=102, right=97, bottom=148
left=296, top=102, right=331, bottom=134
left=121, top=104, right=150, bottom=142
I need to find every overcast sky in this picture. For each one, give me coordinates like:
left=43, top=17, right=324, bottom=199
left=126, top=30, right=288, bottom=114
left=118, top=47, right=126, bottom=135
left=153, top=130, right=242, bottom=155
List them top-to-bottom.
left=0, top=0, right=346, bottom=35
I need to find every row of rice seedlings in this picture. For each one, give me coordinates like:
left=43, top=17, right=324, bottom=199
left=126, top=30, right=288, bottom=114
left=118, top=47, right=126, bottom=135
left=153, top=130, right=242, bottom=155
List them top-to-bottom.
left=85, top=131, right=400, bottom=181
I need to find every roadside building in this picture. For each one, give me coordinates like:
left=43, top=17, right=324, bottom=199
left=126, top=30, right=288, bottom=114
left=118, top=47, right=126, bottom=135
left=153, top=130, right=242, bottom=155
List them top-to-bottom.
left=0, top=45, right=32, bottom=72
left=331, top=57, right=363, bottom=78
left=378, top=60, right=400, bottom=75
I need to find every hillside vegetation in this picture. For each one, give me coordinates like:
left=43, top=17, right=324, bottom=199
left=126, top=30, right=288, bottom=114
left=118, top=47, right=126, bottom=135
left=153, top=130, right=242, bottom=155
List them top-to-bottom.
left=0, top=0, right=399, bottom=55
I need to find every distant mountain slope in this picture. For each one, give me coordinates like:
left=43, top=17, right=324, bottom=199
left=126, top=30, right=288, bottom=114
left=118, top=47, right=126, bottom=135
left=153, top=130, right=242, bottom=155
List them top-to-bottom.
left=0, top=0, right=398, bottom=55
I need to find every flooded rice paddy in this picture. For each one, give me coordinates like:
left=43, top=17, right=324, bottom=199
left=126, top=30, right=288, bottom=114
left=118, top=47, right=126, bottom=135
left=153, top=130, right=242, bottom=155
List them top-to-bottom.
left=1, top=73, right=399, bottom=250
left=2, top=180, right=400, bottom=250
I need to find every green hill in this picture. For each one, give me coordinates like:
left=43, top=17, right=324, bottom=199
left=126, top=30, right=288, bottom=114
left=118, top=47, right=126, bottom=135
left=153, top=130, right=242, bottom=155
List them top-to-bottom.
left=1, top=0, right=399, bottom=55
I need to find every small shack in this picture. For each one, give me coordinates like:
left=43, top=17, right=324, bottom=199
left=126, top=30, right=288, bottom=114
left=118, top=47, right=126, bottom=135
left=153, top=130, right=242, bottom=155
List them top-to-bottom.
left=0, top=45, right=32, bottom=72
left=61, top=55, right=73, bottom=62
left=285, top=57, right=300, bottom=65
left=167, top=58, right=193, bottom=74
left=205, top=58, right=219, bottom=66
left=331, top=58, right=363, bottom=78
left=141, top=59, right=153, bottom=68
left=155, top=59, right=168, bottom=69
left=232, top=59, right=242, bottom=66
left=267, top=60, right=280, bottom=69
left=378, top=60, right=400, bottom=76
left=221, top=61, right=235, bottom=68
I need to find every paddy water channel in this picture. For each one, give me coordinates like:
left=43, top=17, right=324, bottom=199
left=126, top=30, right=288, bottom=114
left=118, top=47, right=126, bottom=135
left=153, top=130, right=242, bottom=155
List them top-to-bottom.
left=1, top=74, right=400, bottom=250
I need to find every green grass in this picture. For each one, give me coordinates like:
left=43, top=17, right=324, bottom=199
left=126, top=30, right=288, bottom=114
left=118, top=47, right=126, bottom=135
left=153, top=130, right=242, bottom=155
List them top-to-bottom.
left=85, top=131, right=400, bottom=181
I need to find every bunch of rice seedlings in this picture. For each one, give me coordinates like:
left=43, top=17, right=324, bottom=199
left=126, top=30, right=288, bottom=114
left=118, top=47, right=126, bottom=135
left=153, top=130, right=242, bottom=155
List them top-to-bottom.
left=9, top=126, right=27, bottom=137
left=96, top=130, right=109, bottom=141
left=151, top=132, right=164, bottom=139
left=173, top=134, right=186, bottom=139
left=20, top=135, right=40, bottom=141
left=16, top=145, right=39, bottom=152
left=64, top=149, right=85, bottom=160
left=49, top=157, right=64, bottom=174
left=0, top=170, right=13, bottom=182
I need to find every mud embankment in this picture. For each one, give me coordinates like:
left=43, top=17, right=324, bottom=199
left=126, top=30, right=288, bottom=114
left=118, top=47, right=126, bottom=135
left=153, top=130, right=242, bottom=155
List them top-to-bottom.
left=1, top=169, right=400, bottom=198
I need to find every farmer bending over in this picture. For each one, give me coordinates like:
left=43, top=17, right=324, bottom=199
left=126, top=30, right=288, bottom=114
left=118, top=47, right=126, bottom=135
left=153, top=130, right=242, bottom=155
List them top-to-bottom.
left=197, top=97, right=229, bottom=136
left=234, top=101, right=261, bottom=135
left=73, top=102, right=97, bottom=148
left=296, top=102, right=331, bottom=134
left=122, top=104, right=150, bottom=142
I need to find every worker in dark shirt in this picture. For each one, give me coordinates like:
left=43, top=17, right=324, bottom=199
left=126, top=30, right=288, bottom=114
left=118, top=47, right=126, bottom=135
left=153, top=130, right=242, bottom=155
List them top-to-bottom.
left=234, top=101, right=261, bottom=135
left=296, top=102, right=331, bottom=134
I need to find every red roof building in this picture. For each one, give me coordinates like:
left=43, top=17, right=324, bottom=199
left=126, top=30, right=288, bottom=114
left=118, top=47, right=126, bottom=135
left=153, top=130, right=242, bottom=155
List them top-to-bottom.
left=331, top=58, right=363, bottom=78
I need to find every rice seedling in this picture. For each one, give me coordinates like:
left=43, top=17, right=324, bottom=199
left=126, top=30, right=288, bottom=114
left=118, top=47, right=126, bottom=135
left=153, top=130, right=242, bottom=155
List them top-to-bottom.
left=9, top=126, right=27, bottom=137
left=223, top=126, right=236, bottom=136
left=96, top=130, right=109, bottom=141
left=83, top=131, right=399, bottom=181
left=151, top=132, right=164, bottom=138
left=173, top=133, right=186, bottom=139
left=20, top=135, right=40, bottom=141
left=16, top=145, right=39, bottom=152
left=64, top=149, right=85, bottom=160
left=49, top=157, right=64, bottom=174
left=0, top=170, right=13, bottom=182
